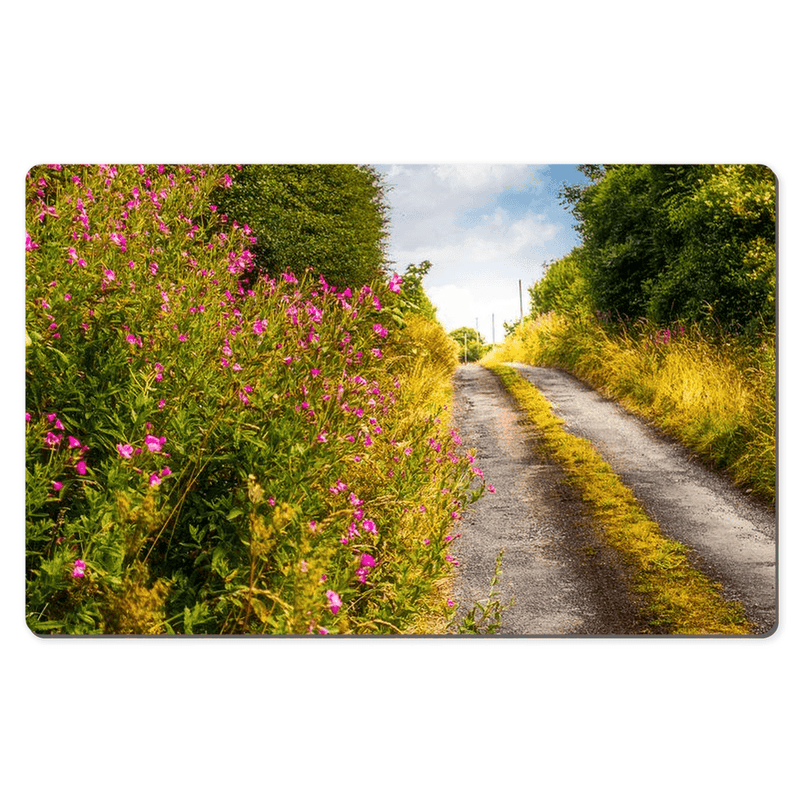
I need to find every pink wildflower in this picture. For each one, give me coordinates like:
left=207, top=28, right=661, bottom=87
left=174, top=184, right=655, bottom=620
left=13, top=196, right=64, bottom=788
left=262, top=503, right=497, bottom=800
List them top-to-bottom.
left=111, top=233, right=127, bottom=253
left=388, top=274, right=402, bottom=293
left=144, top=434, right=166, bottom=452
left=67, top=436, right=81, bottom=449
left=117, top=443, right=134, bottom=459
left=75, top=461, right=87, bottom=475
left=149, top=473, right=161, bottom=486
left=52, top=481, right=63, bottom=491
left=362, top=519, right=377, bottom=534
left=72, top=559, right=87, bottom=578
left=326, top=589, right=342, bottom=614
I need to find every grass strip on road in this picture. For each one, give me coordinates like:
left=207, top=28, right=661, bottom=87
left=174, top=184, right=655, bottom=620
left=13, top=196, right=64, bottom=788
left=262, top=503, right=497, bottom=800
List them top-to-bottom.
left=485, top=361, right=751, bottom=635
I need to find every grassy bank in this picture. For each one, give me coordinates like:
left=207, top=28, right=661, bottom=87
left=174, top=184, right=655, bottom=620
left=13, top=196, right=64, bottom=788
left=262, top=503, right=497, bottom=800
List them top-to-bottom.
left=491, top=313, right=775, bottom=504
left=483, top=361, right=751, bottom=634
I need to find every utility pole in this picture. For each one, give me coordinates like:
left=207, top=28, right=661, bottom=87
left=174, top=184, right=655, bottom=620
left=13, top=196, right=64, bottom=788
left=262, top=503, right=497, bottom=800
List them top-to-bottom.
left=519, top=279, right=523, bottom=322
left=464, top=331, right=468, bottom=364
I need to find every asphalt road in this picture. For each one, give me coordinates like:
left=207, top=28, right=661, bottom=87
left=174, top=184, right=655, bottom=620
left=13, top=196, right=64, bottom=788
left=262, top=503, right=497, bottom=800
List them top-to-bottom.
left=449, top=363, right=777, bottom=636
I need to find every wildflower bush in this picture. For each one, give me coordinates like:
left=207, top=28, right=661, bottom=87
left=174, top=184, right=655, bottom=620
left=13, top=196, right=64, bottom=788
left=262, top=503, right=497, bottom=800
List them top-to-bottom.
left=25, top=164, right=487, bottom=635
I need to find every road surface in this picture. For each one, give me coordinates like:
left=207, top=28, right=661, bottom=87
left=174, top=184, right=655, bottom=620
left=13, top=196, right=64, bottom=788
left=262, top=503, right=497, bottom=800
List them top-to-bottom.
left=449, top=363, right=777, bottom=636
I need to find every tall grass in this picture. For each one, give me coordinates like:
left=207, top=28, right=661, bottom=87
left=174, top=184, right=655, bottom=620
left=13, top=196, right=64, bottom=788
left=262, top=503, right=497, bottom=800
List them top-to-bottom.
left=490, top=313, right=775, bottom=503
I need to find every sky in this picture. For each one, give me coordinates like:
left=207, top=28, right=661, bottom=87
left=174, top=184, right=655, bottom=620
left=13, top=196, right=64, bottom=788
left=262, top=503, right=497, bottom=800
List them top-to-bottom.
left=374, top=164, right=590, bottom=342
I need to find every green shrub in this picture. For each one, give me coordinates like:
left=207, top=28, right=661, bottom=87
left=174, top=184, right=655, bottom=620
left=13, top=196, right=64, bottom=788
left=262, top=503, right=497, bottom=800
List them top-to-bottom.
left=209, top=164, right=389, bottom=290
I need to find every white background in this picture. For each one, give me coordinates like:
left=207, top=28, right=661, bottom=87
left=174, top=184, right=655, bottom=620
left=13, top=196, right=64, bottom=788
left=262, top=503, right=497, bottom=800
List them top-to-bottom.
left=4, top=2, right=796, bottom=798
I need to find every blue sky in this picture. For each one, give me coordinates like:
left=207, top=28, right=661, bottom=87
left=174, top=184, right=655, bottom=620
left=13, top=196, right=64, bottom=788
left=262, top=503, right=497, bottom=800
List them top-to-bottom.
left=374, top=164, right=590, bottom=341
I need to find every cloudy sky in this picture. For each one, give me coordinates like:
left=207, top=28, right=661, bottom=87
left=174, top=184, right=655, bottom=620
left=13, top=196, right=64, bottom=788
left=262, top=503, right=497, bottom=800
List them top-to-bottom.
left=374, top=164, right=590, bottom=341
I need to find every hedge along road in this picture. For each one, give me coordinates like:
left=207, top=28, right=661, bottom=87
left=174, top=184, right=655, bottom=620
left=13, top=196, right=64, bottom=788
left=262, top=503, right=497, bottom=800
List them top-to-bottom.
left=448, top=363, right=777, bottom=636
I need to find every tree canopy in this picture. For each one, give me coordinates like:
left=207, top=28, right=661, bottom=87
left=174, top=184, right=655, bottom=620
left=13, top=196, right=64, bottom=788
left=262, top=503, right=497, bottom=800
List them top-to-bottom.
left=210, top=164, right=390, bottom=289
left=552, top=164, right=776, bottom=332
left=449, top=327, right=486, bottom=362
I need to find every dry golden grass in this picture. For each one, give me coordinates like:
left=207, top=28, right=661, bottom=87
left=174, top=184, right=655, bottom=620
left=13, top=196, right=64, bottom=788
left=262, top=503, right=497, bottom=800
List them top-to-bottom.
left=489, top=315, right=774, bottom=503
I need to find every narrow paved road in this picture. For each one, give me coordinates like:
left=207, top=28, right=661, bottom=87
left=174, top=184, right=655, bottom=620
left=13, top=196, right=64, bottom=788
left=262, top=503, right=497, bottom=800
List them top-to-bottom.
left=449, top=363, right=777, bottom=636
left=450, top=365, right=648, bottom=635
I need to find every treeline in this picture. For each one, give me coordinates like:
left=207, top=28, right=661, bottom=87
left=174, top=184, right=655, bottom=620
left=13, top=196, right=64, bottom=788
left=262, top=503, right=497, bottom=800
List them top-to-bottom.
left=533, top=165, right=776, bottom=334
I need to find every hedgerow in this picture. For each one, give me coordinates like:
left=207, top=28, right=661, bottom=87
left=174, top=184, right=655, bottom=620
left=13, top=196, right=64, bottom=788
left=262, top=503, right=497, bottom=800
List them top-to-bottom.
left=25, top=164, right=486, bottom=635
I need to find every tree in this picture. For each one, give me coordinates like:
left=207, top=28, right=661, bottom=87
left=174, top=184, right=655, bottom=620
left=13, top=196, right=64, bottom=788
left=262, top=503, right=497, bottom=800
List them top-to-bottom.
left=210, top=164, right=390, bottom=289
left=558, top=164, right=776, bottom=332
left=645, top=165, right=775, bottom=330
left=529, top=251, right=592, bottom=318
left=397, top=261, right=439, bottom=321
left=449, top=327, right=486, bottom=363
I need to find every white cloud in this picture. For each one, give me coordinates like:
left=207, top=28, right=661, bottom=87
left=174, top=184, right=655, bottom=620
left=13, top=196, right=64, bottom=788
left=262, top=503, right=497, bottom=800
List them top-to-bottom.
left=431, top=163, right=534, bottom=193
left=376, top=164, right=580, bottom=340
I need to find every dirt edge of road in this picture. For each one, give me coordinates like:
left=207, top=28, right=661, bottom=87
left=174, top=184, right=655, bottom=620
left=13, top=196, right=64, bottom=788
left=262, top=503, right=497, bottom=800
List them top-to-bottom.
left=486, top=362, right=753, bottom=635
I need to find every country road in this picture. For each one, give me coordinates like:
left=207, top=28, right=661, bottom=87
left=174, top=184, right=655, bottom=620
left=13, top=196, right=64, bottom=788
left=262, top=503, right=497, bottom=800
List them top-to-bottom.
left=449, top=363, right=777, bottom=636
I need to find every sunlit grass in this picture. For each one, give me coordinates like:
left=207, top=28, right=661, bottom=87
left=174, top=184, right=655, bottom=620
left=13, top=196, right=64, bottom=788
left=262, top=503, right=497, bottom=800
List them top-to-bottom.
left=489, top=314, right=775, bottom=503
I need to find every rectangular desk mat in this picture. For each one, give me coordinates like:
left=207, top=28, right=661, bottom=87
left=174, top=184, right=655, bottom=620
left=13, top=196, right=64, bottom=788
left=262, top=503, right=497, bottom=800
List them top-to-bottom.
left=25, top=163, right=777, bottom=636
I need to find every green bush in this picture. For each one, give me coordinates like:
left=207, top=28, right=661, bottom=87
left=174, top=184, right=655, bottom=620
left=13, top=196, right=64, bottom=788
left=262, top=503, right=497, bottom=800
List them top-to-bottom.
left=209, top=164, right=389, bottom=290
left=558, top=164, right=776, bottom=333
left=449, top=327, right=488, bottom=363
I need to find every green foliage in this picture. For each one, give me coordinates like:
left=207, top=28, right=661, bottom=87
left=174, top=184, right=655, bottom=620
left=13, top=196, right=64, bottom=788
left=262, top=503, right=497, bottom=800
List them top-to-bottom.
left=25, top=164, right=487, bottom=635
left=210, top=164, right=390, bottom=290
left=558, top=164, right=776, bottom=333
left=645, top=165, right=776, bottom=331
left=529, top=252, right=592, bottom=318
left=395, top=260, right=439, bottom=321
left=449, top=327, right=487, bottom=363
left=452, top=550, right=514, bottom=634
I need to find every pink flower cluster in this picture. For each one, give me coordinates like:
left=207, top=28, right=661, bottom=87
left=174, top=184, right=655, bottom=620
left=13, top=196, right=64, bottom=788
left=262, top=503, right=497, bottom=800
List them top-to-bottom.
left=36, top=412, right=90, bottom=479
left=116, top=430, right=171, bottom=487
